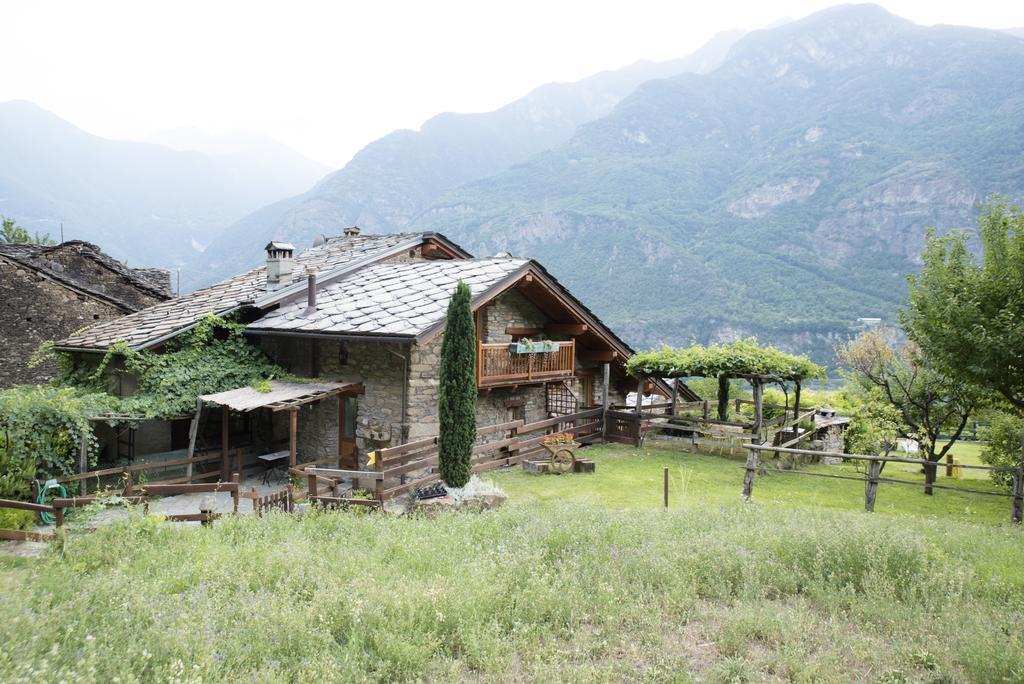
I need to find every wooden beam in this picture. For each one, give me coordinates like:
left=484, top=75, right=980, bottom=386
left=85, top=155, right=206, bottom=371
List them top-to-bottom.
left=544, top=322, right=588, bottom=336
left=505, top=326, right=542, bottom=337
left=579, top=349, right=617, bottom=362
left=186, top=398, right=202, bottom=483
left=221, top=404, right=229, bottom=481
left=289, top=407, right=298, bottom=467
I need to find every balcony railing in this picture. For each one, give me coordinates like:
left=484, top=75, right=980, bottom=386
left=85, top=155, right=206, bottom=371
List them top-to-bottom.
left=477, top=340, right=575, bottom=386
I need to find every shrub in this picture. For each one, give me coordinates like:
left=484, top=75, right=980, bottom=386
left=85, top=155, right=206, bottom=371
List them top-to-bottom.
left=981, top=411, right=1024, bottom=490
left=0, top=507, right=36, bottom=530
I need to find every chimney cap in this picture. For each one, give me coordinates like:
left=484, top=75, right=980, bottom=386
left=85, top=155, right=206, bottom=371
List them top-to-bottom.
left=343, top=226, right=361, bottom=237
left=265, top=241, right=295, bottom=252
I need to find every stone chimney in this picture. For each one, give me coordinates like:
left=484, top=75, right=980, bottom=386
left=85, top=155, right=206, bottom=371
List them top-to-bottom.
left=343, top=226, right=361, bottom=237
left=265, top=241, right=295, bottom=287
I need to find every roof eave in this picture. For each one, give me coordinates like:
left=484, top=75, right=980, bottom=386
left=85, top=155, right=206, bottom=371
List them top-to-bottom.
left=245, top=329, right=417, bottom=344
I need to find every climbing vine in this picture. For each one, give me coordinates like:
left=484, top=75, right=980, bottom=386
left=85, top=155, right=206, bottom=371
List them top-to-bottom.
left=2, top=314, right=294, bottom=491
left=626, top=338, right=826, bottom=380
left=0, top=385, right=118, bottom=498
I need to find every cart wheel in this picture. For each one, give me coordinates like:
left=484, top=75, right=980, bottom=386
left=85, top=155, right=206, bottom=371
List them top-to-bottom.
left=550, top=448, right=575, bottom=474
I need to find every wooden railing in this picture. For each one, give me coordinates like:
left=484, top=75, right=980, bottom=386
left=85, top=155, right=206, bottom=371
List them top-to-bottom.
left=477, top=340, right=575, bottom=386
left=306, top=407, right=604, bottom=504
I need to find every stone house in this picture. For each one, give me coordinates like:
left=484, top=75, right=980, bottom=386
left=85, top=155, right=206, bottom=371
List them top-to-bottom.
left=55, top=229, right=691, bottom=467
left=0, top=240, right=172, bottom=387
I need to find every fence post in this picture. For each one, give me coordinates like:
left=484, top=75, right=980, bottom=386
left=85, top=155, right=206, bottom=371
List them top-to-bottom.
left=633, top=375, right=644, bottom=448
left=79, top=431, right=89, bottom=497
left=374, top=447, right=385, bottom=505
left=742, top=449, right=758, bottom=500
left=865, top=459, right=881, bottom=512
left=1012, top=465, right=1023, bottom=526
left=663, top=466, right=669, bottom=508
left=124, top=471, right=134, bottom=497
left=307, top=471, right=317, bottom=503
left=231, top=473, right=240, bottom=514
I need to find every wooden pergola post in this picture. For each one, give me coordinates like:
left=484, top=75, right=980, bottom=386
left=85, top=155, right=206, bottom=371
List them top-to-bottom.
left=601, top=362, right=610, bottom=439
left=670, top=378, right=679, bottom=417
left=751, top=379, right=764, bottom=443
left=793, top=380, right=802, bottom=422
left=337, top=395, right=345, bottom=469
left=220, top=404, right=229, bottom=481
left=289, top=407, right=298, bottom=468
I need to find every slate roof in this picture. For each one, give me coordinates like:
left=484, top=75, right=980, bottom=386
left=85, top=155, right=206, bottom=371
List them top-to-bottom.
left=56, top=233, right=427, bottom=351
left=0, top=240, right=172, bottom=308
left=247, top=258, right=529, bottom=338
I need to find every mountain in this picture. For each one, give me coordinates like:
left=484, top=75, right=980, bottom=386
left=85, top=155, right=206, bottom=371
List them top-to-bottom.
left=408, top=4, right=1024, bottom=357
left=188, top=30, right=744, bottom=289
left=0, top=101, right=329, bottom=266
left=144, top=127, right=330, bottom=196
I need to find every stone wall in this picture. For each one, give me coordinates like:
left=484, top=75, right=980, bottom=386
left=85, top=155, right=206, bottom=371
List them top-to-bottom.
left=40, top=242, right=172, bottom=308
left=0, top=243, right=170, bottom=387
left=0, top=257, right=128, bottom=386
left=480, top=289, right=550, bottom=343
left=258, top=336, right=408, bottom=466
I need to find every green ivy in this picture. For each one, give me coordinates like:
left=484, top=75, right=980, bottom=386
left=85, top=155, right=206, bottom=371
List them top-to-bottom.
left=2, top=315, right=295, bottom=493
left=626, top=338, right=826, bottom=381
left=0, top=385, right=119, bottom=498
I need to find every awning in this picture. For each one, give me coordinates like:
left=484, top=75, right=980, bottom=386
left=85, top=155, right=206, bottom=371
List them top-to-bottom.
left=199, top=381, right=361, bottom=412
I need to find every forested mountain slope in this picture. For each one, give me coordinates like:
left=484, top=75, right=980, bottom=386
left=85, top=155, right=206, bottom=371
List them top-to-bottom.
left=412, top=4, right=1024, bottom=353
left=187, top=31, right=743, bottom=289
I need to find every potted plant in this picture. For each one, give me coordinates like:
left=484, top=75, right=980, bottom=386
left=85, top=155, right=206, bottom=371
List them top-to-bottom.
left=541, top=432, right=579, bottom=473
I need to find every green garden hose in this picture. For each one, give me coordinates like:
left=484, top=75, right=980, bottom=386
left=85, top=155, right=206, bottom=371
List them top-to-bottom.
left=37, top=479, right=67, bottom=525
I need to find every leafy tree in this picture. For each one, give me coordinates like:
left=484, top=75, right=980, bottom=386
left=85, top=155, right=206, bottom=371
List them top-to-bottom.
left=903, top=197, right=1024, bottom=411
left=0, top=216, right=56, bottom=245
left=438, top=281, right=476, bottom=488
left=836, top=329, right=980, bottom=494
left=981, top=411, right=1024, bottom=491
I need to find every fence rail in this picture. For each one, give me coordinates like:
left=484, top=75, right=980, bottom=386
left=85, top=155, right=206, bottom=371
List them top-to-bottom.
left=305, top=407, right=604, bottom=504
left=740, top=443, right=1024, bottom=524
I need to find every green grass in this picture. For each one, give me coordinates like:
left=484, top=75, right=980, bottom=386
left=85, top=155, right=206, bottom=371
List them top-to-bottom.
left=1, top=442, right=1022, bottom=682
left=493, top=442, right=1012, bottom=524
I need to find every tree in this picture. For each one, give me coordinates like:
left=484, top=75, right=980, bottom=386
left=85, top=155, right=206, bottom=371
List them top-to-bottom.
left=903, top=197, right=1024, bottom=411
left=0, top=217, right=55, bottom=245
left=438, top=281, right=476, bottom=488
left=836, top=329, right=980, bottom=494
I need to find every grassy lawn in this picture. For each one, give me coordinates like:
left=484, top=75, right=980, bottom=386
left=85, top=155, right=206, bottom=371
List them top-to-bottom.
left=1, top=441, right=1022, bottom=682
left=493, top=441, right=1013, bottom=525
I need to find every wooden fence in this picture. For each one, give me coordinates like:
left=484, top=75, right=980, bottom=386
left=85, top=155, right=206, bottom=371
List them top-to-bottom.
left=303, top=407, right=604, bottom=505
left=740, top=443, right=1024, bottom=524
left=0, top=499, right=58, bottom=542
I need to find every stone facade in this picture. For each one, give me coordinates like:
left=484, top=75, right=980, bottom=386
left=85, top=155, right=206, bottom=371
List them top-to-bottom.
left=0, top=241, right=171, bottom=387
left=254, top=287, right=631, bottom=463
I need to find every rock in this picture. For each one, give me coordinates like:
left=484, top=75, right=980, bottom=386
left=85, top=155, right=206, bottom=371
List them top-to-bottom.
left=413, top=476, right=508, bottom=515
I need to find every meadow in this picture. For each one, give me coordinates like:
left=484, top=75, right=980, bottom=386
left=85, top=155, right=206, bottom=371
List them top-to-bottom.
left=1, top=443, right=1022, bottom=682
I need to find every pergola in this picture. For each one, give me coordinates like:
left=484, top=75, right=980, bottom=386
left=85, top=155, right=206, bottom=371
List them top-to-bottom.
left=625, top=339, right=826, bottom=442
left=197, top=380, right=364, bottom=480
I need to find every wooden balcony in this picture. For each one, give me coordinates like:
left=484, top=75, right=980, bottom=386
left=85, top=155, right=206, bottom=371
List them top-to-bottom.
left=477, top=340, right=575, bottom=387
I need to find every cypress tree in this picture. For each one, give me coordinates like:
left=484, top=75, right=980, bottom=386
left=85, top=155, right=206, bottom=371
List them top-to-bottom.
left=438, top=280, right=476, bottom=488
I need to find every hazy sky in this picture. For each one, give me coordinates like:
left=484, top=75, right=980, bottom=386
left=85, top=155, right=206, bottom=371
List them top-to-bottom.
left=3, top=1, right=1022, bottom=168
